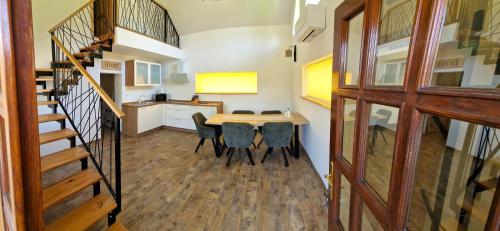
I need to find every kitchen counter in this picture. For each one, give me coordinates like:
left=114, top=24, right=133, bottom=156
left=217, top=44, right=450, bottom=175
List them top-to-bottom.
left=122, top=99, right=223, bottom=136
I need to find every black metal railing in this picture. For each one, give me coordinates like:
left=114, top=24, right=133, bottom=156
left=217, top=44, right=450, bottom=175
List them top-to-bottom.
left=49, top=0, right=124, bottom=225
left=49, top=0, right=114, bottom=58
left=116, top=0, right=180, bottom=47
left=378, top=0, right=463, bottom=45
left=51, top=35, right=124, bottom=224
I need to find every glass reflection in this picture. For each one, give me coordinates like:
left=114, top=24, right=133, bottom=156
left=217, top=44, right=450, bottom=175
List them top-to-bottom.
left=343, top=99, right=357, bottom=164
left=364, top=104, right=399, bottom=202
left=407, top=114, right=499, bottom=230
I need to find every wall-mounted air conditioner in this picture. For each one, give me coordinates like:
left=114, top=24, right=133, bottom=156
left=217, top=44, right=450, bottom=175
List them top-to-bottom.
left=293, top=4, right=326, bottom=43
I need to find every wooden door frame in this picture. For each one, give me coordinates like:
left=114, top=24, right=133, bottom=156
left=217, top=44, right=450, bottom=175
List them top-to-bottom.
left=0, top=0, right=44, bottom=230
left=330, top=0, right=500, bottom=230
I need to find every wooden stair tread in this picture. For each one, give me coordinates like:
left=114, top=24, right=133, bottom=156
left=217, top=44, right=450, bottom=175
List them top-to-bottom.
left=91, top=38, right=112, bottom=46
left=80, top=44, right=102, bottom=52
left=36, top=68, right=53, bottom=72
left=36, top=78, right=53, bottom=82
left=37, top=89, right=53, bottom=93
left=38, top=100, right=58, bottom=106
left=38, top=113, right=67, bottom=123
left=39, top=129, right=77, bottom=145
left=41, top=147, right=89, bottom=173
left=43, top=169, right=102, bottom=210
left=475, top=177, right=497, bottom=191
left=45, top=194, right=116, bottom=231
left=107, top=222, right=128, bottom=231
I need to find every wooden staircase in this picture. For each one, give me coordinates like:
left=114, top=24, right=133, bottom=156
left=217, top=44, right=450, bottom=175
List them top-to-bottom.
left=36, top=31, right=126, bottom=230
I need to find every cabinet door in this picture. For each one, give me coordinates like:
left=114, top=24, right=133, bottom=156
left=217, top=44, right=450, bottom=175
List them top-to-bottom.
left=135, top=61, right=149, bottom=85
left=150, top=63, right=161, bottom=85
left=150, top=105, right=163, bottom=128
left=190, top=106, right=216, bottom=129
left=137, top=107, right=149, bottom=133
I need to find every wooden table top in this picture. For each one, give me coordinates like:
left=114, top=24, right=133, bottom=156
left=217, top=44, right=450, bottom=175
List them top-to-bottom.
left=206, top=113, right=310, bottom=126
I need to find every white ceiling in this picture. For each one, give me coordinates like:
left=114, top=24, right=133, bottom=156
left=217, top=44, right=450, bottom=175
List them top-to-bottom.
left=159, top=0, right=293, bottom=35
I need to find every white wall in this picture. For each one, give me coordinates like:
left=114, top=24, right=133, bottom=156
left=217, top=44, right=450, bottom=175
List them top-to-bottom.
left=32, top=0, right=88, bottom=68
left=291, top=0, right=343, bottom=187
left=165, top=25, right=293, bottom=113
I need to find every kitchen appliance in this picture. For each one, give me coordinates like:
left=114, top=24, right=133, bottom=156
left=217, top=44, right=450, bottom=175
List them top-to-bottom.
left=155, top=93, right=167, bottom=101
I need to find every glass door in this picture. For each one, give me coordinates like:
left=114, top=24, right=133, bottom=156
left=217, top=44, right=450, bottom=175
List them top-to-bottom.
left=329, top=0, right=500, bottom=230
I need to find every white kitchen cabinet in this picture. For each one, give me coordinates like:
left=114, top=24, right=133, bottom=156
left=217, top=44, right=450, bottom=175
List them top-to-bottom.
left=125, top=60, right=162, bottom=86
left=123, top=101, right=222, bottom=136
left=137, top=104, right=163, bottom=133
left=164, top=104, right=191, bottom=129
left=189, top=106, right=216, bottom=129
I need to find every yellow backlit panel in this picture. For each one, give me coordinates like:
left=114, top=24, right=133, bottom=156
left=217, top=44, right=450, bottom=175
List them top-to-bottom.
left=303, top=56, right=332, bottom=106
left=195, top=72, right=258, bottom=94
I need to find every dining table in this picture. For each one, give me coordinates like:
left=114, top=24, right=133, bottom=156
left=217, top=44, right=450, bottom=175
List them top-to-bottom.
left=205, top=112, right=310, bottom=158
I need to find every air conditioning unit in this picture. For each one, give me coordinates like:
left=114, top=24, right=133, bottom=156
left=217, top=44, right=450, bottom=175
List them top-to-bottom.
left=293, top=4, right=326, bottom=43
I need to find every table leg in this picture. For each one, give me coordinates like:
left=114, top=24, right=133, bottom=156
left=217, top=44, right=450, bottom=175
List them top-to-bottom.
left=294, top=125, right=299, bottom=158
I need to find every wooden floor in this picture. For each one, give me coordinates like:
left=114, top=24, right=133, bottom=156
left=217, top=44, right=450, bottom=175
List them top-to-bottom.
left=43, top=128, right=328, bottom=230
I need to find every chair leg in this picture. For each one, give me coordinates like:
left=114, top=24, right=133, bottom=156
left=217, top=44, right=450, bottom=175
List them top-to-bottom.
left=379, top=129, right=388, bottom=144
left=194, top=138, right=205, bottom=153
left=212, top=138, right=221, bottom=157
left=257, top=138, right=264, bottom=148
left=286, top=146, right=293, bottom=156
left=225, top=147, right=233, bottom=157
left=261, top=147, right=273, bottom=163
left=281, top=147, right=289, bottom=167
left=226, top=148, right=235, bottom=167
left=245, top=148, right=255, bottom=165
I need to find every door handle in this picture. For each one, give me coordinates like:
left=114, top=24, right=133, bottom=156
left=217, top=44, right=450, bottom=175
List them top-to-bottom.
left=324, top=161, right=334, bottom=200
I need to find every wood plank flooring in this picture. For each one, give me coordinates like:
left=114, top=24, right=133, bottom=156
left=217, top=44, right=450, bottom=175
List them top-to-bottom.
left=43, top=128, right=328, bottom=230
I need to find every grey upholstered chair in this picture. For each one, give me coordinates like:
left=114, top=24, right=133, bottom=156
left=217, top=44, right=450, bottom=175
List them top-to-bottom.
left=371, top=109, right=392, bottom=145
left=231, top=110, right=257, bottom=147
left=232, top=110, right=255, bottom=114
left=257, top=110, right=282, bottom=148
left=192, top=112, right=221, bottom=157
left=222, top=122, right=256, bottom=167
left=261, top=122, right=293, bottom=167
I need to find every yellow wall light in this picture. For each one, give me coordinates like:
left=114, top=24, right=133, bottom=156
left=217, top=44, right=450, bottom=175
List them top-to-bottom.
left=302, top=55, right=332, bottom=108
left=195, top=72, right=258, bottom=94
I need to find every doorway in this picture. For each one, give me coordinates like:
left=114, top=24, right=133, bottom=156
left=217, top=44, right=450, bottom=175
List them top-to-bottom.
left=328, top=0, right=500, bottom=230
left=101, top=73, right=117, bottom=128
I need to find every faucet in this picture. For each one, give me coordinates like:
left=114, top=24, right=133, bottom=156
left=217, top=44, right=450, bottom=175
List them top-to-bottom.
left=138, top=95, right=147, bottom=104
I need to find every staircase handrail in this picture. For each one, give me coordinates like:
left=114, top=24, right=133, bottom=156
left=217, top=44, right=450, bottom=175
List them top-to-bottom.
left=51, top=35, right=125, bottom=118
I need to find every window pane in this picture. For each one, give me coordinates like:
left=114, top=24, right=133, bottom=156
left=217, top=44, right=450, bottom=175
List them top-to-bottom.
left=373, top=0, right=417, bottom=86
left=429, top=0, right=500, bottom=90
left=345, top=12, right=364, bottom=86
left=343, top=99, right=357, bottom=164
left=364, top=104, right=399, bottom=202
left=407, top=114, right=499, bottom=230
left=339, top=175, right=351, bottom=230
left=361, top=203, right=384, bottom=231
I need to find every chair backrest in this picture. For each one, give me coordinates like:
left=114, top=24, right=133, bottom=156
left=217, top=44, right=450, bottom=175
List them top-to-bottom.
left=375, top=109, right=392, bottom=125
left=232, top=110, right=255, bottom=114
left=261, top=110, right=282, bottom=115
left=192, top=112, right=207, bottom=134
left=222, top=122, right=255, bottom=148
left=262, top=122, right=293, bottom=148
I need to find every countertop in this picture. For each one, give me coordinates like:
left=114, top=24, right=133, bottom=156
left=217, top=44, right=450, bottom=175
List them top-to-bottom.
left=122, top=99, right=223, bottom=108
